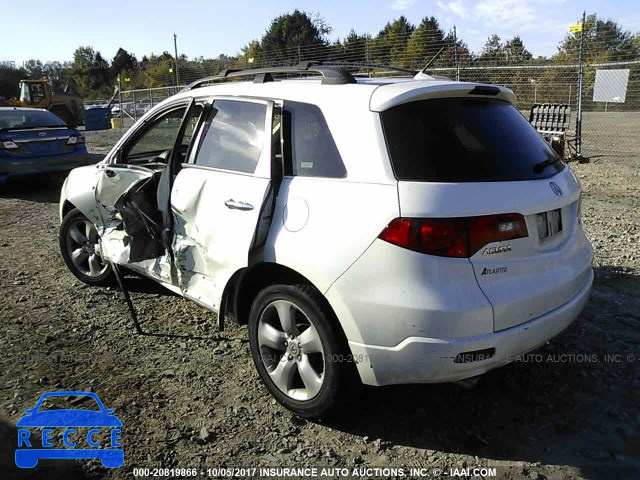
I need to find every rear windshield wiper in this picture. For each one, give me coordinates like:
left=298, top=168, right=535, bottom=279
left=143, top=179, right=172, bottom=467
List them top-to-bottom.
left=533, top=156, right=562, bottom=174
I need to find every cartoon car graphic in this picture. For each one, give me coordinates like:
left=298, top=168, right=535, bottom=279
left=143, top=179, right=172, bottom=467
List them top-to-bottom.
left=15, top=391, right=123, bottom=468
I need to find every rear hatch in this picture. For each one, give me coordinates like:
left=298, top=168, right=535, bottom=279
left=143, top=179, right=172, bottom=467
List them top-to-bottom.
left=379, top=93, right=592, bottom=332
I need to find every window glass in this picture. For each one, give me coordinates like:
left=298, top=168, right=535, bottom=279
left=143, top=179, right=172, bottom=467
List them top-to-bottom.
left=19, top=82, right=31, bottom=104
left=29, top=83, right=45, bottom=104
left=381, top=98, right=564, bottom=182
left=195, top=100, right=266, bottom=173
left=284, top=101, right=346, bottom=178
left=180, top=105, right=203, bottom=154
left=124, top=107, right=186, bottom=163
left=0, top=109, right=64, bottom=129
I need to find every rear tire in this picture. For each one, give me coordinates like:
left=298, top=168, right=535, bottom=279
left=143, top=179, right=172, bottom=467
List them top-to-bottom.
left=59, top=208, right=115, bottom=286
left=248, top=283, right=359, bottom=418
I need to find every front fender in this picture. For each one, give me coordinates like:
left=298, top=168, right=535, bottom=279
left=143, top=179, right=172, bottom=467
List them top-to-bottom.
left=59, top=164, right=102, bottom=225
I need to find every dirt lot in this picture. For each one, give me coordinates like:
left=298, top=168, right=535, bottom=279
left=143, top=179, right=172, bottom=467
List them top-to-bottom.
left=0, top=123, right=639, bottom=480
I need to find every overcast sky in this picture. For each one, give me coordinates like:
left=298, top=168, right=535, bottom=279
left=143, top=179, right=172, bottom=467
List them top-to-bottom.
left=2, top=0, right=639, bottom=66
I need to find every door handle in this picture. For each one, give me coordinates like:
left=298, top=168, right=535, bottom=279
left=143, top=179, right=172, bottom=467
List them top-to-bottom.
left=104, top=169, right=117, bottom=178
left=224, top=199, right=254, bottom=211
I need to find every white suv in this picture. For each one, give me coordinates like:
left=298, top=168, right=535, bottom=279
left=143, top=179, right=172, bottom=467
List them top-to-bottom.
left=58, top=64, right=593, bottom=417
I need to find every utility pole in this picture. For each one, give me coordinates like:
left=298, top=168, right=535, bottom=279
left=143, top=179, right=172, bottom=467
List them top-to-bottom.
left=575, top=11, right=586, bottom=160
left=453, top=26, right=459, bottom=81
left=173, top=34, right=180, bottom=88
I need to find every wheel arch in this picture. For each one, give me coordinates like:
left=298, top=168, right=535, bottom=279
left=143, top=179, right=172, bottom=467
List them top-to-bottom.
left=61, top=199, right=76, bottom=220
left=222, top=263, right=348, bottom=338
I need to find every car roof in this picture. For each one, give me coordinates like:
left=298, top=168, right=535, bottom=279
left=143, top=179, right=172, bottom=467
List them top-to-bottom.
left=164, top=75, right=516, bottom=112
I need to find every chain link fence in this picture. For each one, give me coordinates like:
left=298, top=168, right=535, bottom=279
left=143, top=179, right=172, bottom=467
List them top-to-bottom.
left=89, top=24, right=639, bottom=161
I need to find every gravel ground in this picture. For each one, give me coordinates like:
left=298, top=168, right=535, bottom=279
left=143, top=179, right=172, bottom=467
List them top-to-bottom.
left=0, top=127, right=638, bottom=480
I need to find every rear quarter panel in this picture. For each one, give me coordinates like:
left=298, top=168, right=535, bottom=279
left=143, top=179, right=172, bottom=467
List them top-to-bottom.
left=265, top=177, right=399, bottom=296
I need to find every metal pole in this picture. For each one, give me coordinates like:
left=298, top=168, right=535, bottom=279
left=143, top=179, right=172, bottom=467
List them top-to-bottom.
left=575, top=11, right=586, bottom=157
left=454, top=26, right=459, bottom=81
left=174, top=33, right=180, bottom=89
left=366, top=37, right=371, bottom=78
left=118, top=76, right=123, bottom=128
left=132, top=88, right=137, bottom=123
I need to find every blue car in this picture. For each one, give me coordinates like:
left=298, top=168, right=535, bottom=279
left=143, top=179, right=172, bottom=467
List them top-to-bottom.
left=0, top=107, right=89, bottom=184
left=15, top=391, right=123, bottom=468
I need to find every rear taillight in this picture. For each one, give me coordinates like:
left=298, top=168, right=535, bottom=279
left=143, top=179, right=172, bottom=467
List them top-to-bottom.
left=66, top=135, right=85, bottom=145
left=1, top=140, right=19, bottom=150
left=467, top=213, right=527, bottom=255
left=379, top=214, right=528, bottom=258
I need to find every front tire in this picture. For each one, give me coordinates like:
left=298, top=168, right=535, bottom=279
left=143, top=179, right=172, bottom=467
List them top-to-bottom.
left=59, top=208, right=115, bottom=286
left=248, top=284, right=358, bottom=418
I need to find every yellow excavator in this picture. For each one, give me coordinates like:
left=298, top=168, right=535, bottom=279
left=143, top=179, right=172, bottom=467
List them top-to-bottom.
left=2, top=77, right=85, bottom=126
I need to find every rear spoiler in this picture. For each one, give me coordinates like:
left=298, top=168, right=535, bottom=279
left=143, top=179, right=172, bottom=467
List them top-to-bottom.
left=369, top=82, right=516, bottom=112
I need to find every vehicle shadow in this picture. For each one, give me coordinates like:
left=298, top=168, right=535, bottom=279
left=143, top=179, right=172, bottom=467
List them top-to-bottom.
left=87, top=153, right=105, bottom=165
left=0, top=175, right=66, bottom=204
left=322, top=267, right=640, bottom=480
left=115, top=273, right=228, bottom=342
left=119, top=273, right=179, bottom=297
left=0, top=417, right=90, bottom=479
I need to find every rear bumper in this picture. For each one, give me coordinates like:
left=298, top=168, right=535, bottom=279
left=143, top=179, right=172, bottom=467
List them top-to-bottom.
left=0, top=152, right=89, bottom=183
left=347, top=268, right=593, bottom=386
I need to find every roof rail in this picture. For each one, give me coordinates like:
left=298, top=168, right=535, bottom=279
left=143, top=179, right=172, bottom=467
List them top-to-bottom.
left=309, top=61, right=417, bottom=76
left=183, top=62, right=357, bottom=90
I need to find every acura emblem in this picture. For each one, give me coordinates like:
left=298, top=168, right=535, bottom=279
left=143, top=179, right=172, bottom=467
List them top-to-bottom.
left=550, top=182, right=563, bottom=197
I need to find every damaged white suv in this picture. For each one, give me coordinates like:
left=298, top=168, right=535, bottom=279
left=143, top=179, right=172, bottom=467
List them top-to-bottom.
left=59, top=64, right=593, bottom=417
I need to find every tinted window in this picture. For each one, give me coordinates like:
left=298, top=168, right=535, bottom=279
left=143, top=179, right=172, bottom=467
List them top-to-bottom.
left=381, top=98, right=564, bottom=182
left=195, top=100, right=266, bottom=173
left=284, top=101, right=346, bottom=178
left=0, top=109, right=65, bottom=129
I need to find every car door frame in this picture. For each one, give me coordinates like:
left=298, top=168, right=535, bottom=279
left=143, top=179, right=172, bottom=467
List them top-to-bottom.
left=170, top=95, right=283, bottom=312
left=93, top=98, right=201, bottom=281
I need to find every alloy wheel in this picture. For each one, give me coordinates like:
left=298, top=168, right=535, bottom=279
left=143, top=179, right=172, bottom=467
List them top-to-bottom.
left=65, top=218, right=108, bottom=277
left=257, top=300, right=325, bottom=401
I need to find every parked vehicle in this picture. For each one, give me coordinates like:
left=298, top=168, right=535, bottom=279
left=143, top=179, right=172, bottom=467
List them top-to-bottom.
left=58, top=64, right=593, bottom=417
left=0, top=77, right=85, bottom=127
left=0, top=107, right=89, bottom=183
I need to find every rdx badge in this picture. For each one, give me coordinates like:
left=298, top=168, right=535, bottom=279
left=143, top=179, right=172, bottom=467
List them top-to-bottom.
left=482, top=245, right=511, bottom=255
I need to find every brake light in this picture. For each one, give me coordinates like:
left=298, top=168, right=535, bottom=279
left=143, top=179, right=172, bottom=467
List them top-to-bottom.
left=66, top=135, right=85, bottom=145
left=1, top=140, right=19, bottom=150
left=467, top=213, right=527, bottom=256
left=379, top=214, right=528, bottom=258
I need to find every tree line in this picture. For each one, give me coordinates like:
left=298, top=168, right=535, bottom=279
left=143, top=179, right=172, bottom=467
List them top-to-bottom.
left=0, top=11, right=638, bottom=101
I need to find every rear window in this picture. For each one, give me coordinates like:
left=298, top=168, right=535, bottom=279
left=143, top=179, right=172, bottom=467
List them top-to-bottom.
left=381, top=98, right=564, bottom=182
left=0, top=109, right=65, bottom=130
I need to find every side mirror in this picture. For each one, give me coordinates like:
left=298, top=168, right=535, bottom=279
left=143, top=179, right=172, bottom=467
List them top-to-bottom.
left=23, top=408, right=35, bottom=415
left=104, top=409, right=115, bottom=415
